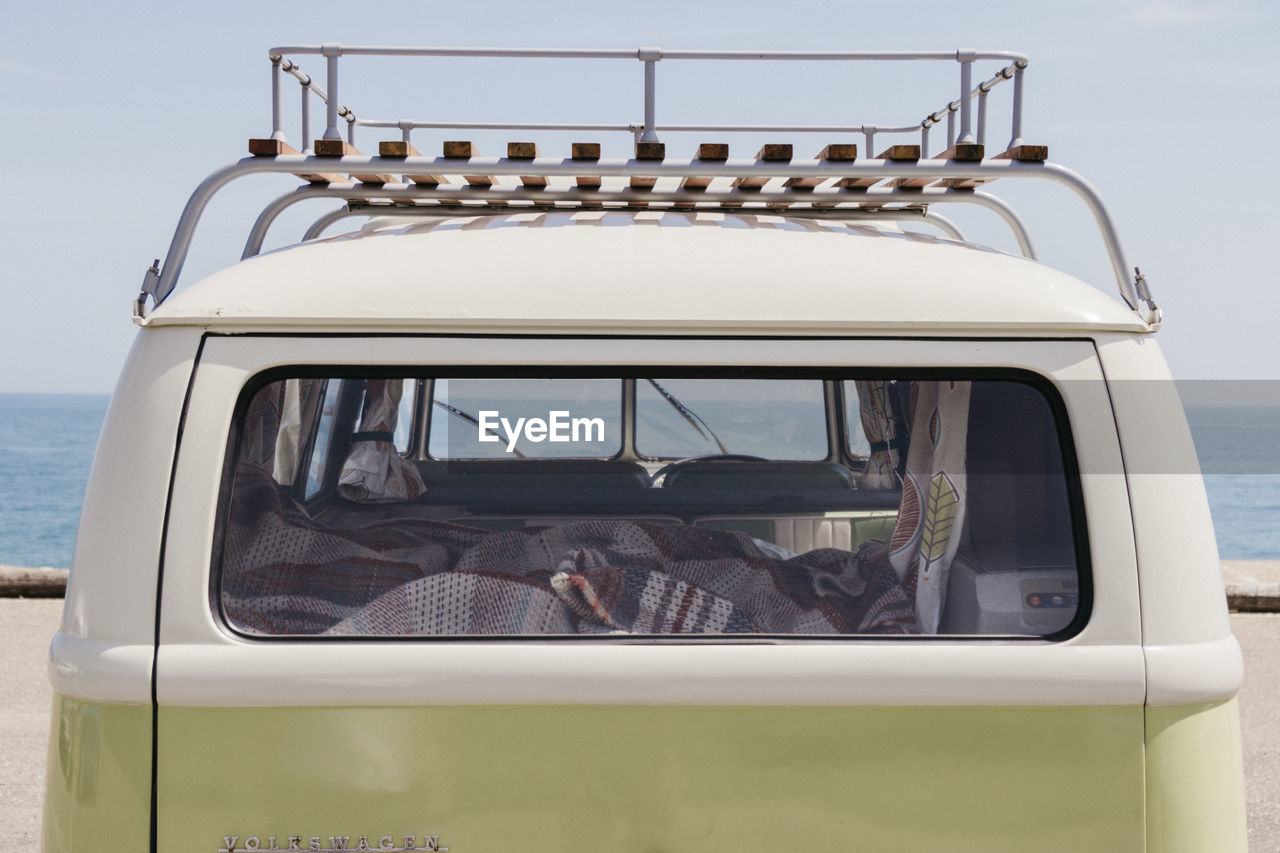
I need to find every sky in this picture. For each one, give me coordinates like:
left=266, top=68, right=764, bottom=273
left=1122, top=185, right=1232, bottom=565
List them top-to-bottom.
left=3, top=0, right=1279, bottom=394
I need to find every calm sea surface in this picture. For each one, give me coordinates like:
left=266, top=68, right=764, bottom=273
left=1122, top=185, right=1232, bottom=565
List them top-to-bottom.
left=0, top=394, right=1276, bottom=567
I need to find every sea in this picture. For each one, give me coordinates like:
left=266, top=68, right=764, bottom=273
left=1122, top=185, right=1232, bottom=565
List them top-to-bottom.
left=0, top=393, right=1277, bottom=568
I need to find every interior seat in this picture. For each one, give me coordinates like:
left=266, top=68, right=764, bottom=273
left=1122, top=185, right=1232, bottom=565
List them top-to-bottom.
left=416, top=458, right=652, bottom=490
left=662, top=460, right=855, bottom=490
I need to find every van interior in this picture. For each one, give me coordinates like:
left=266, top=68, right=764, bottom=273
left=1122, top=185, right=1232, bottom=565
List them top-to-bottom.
left=217, top=374, right=1083, bottom=638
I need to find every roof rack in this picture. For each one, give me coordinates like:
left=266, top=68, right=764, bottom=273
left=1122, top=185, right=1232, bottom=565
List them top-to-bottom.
left=135, top=45, right=1160, bottom=329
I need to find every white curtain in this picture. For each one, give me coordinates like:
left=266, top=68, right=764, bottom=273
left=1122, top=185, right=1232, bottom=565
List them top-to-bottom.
left=272, top=379, right=303, bottom=485
left=338, top=379, right=425, bottom=502
left=854, top=380, right=905, bottom=488
left=887, top=381, right=972, bottom=633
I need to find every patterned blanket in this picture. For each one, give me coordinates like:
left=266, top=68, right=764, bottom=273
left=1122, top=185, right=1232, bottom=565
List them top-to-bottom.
left=223, top=465, right=919, bottom=636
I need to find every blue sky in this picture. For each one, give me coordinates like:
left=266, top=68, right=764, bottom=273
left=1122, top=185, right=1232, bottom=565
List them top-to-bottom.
left=3, top=0, right=1278, bottom=393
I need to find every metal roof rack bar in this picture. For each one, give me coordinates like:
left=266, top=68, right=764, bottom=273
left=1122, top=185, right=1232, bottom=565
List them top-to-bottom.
left=135, top=45, right=1159, bottom=330
left=264, top=45, right=1026, bottom=165
left=270, top=46, right=1028, bottom=61
left=151, top=155, right=1120, bottom=312
left=242, top=180, right=1019, bottom=262
left=297, top=203, right=969, bottom=245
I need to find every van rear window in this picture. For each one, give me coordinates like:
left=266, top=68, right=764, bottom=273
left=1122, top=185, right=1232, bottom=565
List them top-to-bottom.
left=217, top=374, right=1085, bottom=638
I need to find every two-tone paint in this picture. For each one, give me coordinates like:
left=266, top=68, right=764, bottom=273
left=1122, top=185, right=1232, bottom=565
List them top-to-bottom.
left=47, top=215, right=1246, bottom=852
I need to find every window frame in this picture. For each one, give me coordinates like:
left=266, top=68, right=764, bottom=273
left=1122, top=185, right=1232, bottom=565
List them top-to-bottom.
left=213, top=362, right=1093, bottom=644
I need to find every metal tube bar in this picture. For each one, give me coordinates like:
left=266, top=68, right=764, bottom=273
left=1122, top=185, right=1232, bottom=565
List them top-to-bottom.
left=271, top=46, right=1029, bottom=63
left=323, top=46, right=341, bottom=140
left=640, top=54, right=659, bottom=143
left=957, top=54, right=975, bottom=144
left=271, top=57, right=284, bottom=141
left=279, top=60, right=358, bottom=132
left=920, top=62, right=1019, bottom=131
left=1009, top=65, right=1025, bottom=149
left=300, top=82, right=311, bottom=152
left=977, top=89, right=988, bottom=146
left=947, top=111, right=955, bottom=149
left=347, top=116, right=355, bottom=146
left=353, top=119, right=922, bottom=135
left=920, top=125, right=929, bottom=157
left=160, top=153, right=1086, bottom=181
left=157, top=154, right=1132, bottom=308
left=241, top=180, right=1027, bottom=265
left=296, top=203, right=970, bottom=245
left=300, top=206, right=356, bottom=243
left=921, top=211, right=965, bottom=243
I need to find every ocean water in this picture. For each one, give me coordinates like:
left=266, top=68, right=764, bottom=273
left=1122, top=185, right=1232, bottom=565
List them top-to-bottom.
left=0, top=394, right=1276, bottom=567
left=0, top=394, right=110, bottom=568
left=1187, top=406, right=1280, bottom=560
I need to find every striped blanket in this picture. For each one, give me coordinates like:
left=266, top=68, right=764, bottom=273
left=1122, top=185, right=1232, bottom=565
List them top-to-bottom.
left=223, top=466, right=918, bottom=636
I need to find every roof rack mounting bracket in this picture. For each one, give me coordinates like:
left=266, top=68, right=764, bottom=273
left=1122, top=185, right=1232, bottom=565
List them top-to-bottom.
left=133, top=258, right=160, bottom=323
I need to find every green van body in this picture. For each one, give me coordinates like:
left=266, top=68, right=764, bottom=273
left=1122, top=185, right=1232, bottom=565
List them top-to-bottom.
left=44, top=697, right=1245, bottom=852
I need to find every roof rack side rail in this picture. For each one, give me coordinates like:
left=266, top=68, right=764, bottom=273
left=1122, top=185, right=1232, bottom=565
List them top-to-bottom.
left=263, top=45, right=1028, bottom=160
left=150, top=155, right=1118, bottom=309
left=242, top=184, right=1019, bottom=261
left=295, top=204, right=970, bottom=246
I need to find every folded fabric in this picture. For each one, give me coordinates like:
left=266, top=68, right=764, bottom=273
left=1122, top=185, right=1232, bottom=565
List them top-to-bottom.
left=551, top=563, right=755, bottom=634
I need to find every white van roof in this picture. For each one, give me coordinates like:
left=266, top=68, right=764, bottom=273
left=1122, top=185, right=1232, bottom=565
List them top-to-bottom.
left=149, top=211, right=1147, bottom=334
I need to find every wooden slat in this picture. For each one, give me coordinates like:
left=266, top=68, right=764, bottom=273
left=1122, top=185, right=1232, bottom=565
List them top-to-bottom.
left=248, top=138, right=346, bottom=184
left=249, top=138, right=293, bottom=156
left=313, top=138, right=357, bottom=157
left=313, top=139, right=394, bottom=184
left=377, top=140, right=448, bottom=186
left=379, top=140, right=415, bottom=157
left=442, top=140, right=493, bottom=187
left=443, top=140, right=476, bottom=158
left=507, top=141, right=539, bottom=159
left=631, top=141, right=665, bottom=199
left=635, top=141, right=666, bottom=160
left=505, top=142, right=548, bottom=189
left=571, top=142, right=602, bottom=204
left=671, top=142, right=729, bottom=208
left=681, top=142, right=729, bottom=191
left=758, top=143, right=793, bottom=161
left=785, top=143, right=857, bottom=190
left=817, top=143, right=858, bottom=161
left=929, top=143, right=987, bottom=188
left=932, top=143, right=1045, bottom=189
left=936, top=143, right=985, bottom=162
left=734, top=144, right=792, bottom=190
left=806, top=144, right=860, bottom=207
left=833, top=144, right=920, bottom=189
left=876, top=144, right=930, bottom=189
left=1001, top=144, right=1048, bottom=162
left=761, top=145, right=795, bottom=207
left=880, top=145, right=922, bottom=160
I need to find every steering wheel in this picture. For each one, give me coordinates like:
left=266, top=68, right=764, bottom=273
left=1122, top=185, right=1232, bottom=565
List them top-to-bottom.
left=650, top=454, right=767, bottom=487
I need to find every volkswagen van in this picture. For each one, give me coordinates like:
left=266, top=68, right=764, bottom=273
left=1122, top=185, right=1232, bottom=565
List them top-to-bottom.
left=44, top=45, right=1247, bottom=852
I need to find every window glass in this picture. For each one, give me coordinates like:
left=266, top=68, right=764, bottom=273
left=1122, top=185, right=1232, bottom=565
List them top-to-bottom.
left=220, top=373, right=1083, bottom=640
left=427, top=378, right=622, bottom=459
left=637, top=378, right=828, bottom=460
left=303, top=379, right=341, bottom=500
left=394, top=380, right=417, bottom=453
left=842, top=382, right=872, bottom=458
